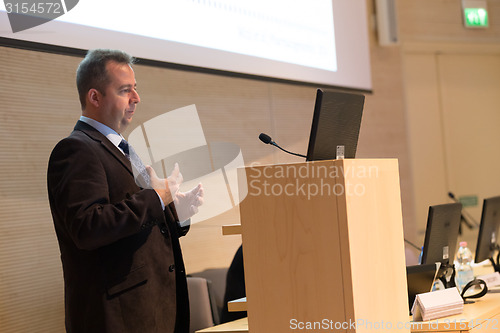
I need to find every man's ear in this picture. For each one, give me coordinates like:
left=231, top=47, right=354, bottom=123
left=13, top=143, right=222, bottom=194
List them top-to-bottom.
left=87, top=89, right=101, bottom=108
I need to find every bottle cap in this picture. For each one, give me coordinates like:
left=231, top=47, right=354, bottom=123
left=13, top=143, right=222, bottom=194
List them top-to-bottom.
left=459, top=241, right=467, bottom=247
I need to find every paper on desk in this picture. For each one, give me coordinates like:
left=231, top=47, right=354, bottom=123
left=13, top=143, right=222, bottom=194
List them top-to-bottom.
left=477, top=272, right=500, bottom=289
left=412, top=288, right=464, bottom=322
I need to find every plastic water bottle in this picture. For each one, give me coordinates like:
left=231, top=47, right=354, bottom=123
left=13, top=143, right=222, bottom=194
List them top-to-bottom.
left=455, top=241, right=474, bottom=292
left=418, top=246, right=424, bottom=264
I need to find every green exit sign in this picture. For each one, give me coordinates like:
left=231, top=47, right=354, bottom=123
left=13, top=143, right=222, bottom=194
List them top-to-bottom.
left=464, top=8, right=489, bottom=28
left=459, top=195, right=478, bottom=207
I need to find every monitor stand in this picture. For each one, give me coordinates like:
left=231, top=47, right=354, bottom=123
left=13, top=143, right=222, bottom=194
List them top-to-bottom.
left=489, top=256, right=500, bottom=273
left=438, top=263, right=456, bottom=289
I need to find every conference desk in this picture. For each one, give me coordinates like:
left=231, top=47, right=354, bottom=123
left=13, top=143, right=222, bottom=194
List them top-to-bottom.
left=411, top=288, right=500, bottom=333
left=196, top=289, right=500, bottom=333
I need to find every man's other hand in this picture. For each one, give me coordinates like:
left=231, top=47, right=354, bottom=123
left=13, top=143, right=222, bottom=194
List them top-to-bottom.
left=174, top=183, right=204, bottom=222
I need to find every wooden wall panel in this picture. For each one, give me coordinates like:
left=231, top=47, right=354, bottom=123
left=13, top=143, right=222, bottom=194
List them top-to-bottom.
left=0, top=48, right=81, bottom=333
left=437, top=53, right=500, bottom=248
left=402, top=54, right=450, bottom=238
left=265, top=83, right=317, bottom=165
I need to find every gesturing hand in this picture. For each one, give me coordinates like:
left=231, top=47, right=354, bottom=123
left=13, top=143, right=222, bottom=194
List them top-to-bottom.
left=146, top=163, right=203, bottom=220
left=166, top=163, right=183, bottom=197
left=146, top=164, right=177, bottom=205
left=174, top=183, right=204, bottom=222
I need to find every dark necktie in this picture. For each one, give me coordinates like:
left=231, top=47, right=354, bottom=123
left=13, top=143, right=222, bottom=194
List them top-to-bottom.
left=118, top=139, right=130, bottom=158
left=119, top=139, right=150, bottom=188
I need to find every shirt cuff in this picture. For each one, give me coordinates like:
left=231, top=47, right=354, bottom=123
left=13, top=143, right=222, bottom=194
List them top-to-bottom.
left=155, top=191, right=166, bottom=210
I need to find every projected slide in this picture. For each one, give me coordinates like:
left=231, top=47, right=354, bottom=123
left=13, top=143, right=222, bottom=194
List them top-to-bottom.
left=0, top=0, right=371, bottom=90
left=57, top=0, right=337, bottom=72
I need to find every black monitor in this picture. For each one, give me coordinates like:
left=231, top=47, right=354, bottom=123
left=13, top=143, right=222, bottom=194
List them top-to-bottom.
left=306, top=89, right=364, bottom=161
left=474, top=196, right=500, bottom=271
left=421, top=203, right=463, bottom=266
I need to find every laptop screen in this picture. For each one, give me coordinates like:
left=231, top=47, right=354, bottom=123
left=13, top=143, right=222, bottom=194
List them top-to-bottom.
left=306, top=89, right=364, bottom=161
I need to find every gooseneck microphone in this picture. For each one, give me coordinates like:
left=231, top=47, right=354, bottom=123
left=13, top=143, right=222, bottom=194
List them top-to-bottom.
left=258, top=133, right=273, bottom=145
left=259, top=133, right=306, bottom=159
left=448, top=192, right=479, bottom=228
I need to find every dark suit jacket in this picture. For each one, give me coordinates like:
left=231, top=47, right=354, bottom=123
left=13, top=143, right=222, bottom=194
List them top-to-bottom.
left=47, top=121, right=189, bottom=333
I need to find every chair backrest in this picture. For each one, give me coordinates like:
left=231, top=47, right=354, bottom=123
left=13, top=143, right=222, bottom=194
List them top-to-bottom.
left=189, top=268, right=229, bottom=324
left=187, top=277, right=215, bottom=333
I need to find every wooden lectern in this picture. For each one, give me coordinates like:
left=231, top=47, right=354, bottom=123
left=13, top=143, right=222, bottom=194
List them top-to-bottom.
left=237, top=159, right=409, bottom=332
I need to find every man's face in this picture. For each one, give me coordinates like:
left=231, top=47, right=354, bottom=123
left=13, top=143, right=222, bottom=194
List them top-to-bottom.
left=99, top=61, right=140, bottom=133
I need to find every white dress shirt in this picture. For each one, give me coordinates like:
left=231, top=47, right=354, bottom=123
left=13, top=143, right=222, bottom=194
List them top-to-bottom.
left=79, top=116, right=166, bottom=209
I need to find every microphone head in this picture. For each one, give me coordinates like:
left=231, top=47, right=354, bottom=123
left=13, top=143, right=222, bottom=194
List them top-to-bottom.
left=259, top=133, right=272, bottom=144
